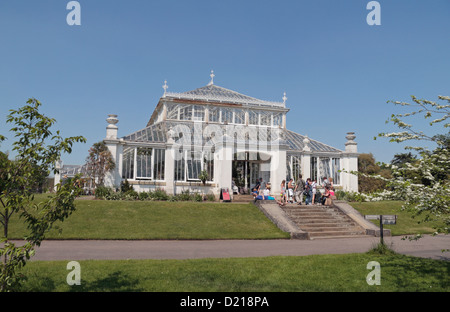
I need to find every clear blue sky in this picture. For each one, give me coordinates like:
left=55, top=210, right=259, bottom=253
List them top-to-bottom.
left=1, top=0, right=449, bottom=166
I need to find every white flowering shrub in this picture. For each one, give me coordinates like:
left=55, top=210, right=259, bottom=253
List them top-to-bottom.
left=353, top=96, right=449, bottom=234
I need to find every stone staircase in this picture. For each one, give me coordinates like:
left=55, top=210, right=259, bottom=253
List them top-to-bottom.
left=231, top=194, right=255, bottom=203
left=281, top=204, right=367, bottom=239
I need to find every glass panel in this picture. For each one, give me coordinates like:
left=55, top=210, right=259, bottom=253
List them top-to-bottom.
left=166, top=103, right=180, bottom=120
left=179, top=105, right=192, bottom=121
left=193, top=105, right=204, bottom=121
left=209, top=106, right=220, bottom=122
left=222, top=108, right=233, bottom=124
left=234, top=109, right=245, bottom=124
left=248, top=111, right=258, bottom=125
left=260, top=111, right=271, bottom=126
left=273, top=113, right=282, bottom=127
left=122, top=147, right=135, bottom=179
left=136, top=148, right=152, bottom=179
left=174, top=148, right=185, bottom=181
left=153, top=149, right=165, bottom=180
left=204, top=150, right=214, bottom=181
left=187, top=151, right=202, bottom=180
left=286, top=155, right=292, bottom=180
left=292, top=155, right=301, bottom=181
left=310, top=157, right=317, bottom=182
left=319, top=158, right=331, bottom=184
left=332, top=158, right=340, bottom=185
left=250, top=163, right=260, bottom=189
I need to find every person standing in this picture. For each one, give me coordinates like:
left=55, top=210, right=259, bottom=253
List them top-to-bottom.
left=294, top=174, right=306, bottom=205
left=287, top=178, right=295, bottom=203
left=304, top=178, right=313, bottom=205
left=311, top=179, right=317, bottom=205
left=279, top=180, right=287, bottom=206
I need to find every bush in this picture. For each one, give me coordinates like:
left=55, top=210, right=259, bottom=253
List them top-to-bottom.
left=120, top=180, right=134, bottom=193
left=93, top=186, right=216, bottom=202
left=95, top=186, right=113, bottom=199
left=150, top=188, right=169, bottom=201
left=123, top=190, right=139, bottom=200
left=176, top=190, right=193, bottom=201
left=335, top=190, right=367, bottom=202
left=138, top=191, right=150, bottom=201
left=106, top=192, right=122, bottom=200
left=193, top=193, right=203, bottom=202
left=205, top=193, right=216, bottom=202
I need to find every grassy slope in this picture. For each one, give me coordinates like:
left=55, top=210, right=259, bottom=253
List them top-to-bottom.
left=7, top=198, right=289, bottom=240
left=349, top=201, right=444, bottom=236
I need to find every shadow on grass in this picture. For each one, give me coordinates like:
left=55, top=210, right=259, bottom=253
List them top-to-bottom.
left=366, top=243, right=450, bottom=291
left=388, top=255, right=450, bottom=290
left=21, top=270, right=144, bottom=292
left=71, top=271, right=144, bottom=292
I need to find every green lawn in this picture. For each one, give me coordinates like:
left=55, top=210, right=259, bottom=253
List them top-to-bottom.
left=6, top=197, right=450, bottom=293
left=7, top=197, right=289, bottom=240
left=349, top=201, right=445, bottom=236
left=19, top=253, right=450, bottom=292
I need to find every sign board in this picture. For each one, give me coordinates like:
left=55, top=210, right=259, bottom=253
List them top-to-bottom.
left=364, top=215, right=397, bottom=224
left=364, top=215, right=397, bottom=244
left=381, top=215, right=397, bottom=225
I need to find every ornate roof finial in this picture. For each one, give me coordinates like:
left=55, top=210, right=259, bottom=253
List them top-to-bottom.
left=208, top=70, right=215, bottom=86
left=162, top=80, right=168, bottom=97
left=282, top=92, right=287, bottom=104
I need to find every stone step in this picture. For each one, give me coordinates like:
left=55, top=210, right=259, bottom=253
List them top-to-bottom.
left=232, top=195, right=255, bottom=202
left=280, top=204, right=367, bottom=240
left=283, top=208, right=342, bottom=214
left=285, top=208, right=338, bottom=213
left=287, top=211, right=343, bottom=218
left=291, top=216, right=350, bottom=222
left=299, top=223, right=357, bottom=229
left=301, top=226, right=363, bottom=232
left=308, top=230, right=366, bottom=237
left=310, top=234, right=369, bottom=240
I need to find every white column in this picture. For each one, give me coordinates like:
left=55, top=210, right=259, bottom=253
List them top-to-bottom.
left=104, top=114, right=122, bottom=189
left=165, top=127, right=177, bottom=195
left=342, top=132, right=358, bottom=192
left=217, top=134, right=233, bottom=196
left=301, top=135, right=311, bottom=180
left=104, top=141, right=123, bottom=189
left=164, top=145, right=175, bottom=195
left=270, top=149, right=286, bottom=195
left=53, top=159, right=62, bottom=191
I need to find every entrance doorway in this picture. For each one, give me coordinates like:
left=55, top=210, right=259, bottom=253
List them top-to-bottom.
left=232, top=152, right=270, bottom=194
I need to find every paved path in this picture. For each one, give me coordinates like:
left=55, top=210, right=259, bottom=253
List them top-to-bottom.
left=30, top=235, right=450, bottom=261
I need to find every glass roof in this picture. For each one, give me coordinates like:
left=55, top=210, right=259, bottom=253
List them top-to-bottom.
left=165, top=84, right=286, bottom=108
left=121, top=121, right=342, bottom=154
left=121, top=123, right=166, bottom=143
left=284, top=130, right=342, bottom=153
left=59, top=164, right=87, bottom=177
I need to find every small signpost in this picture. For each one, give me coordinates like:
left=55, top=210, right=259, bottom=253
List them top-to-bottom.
left=364, top=215, right=397, bottom=244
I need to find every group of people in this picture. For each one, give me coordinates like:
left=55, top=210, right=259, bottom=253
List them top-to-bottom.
left=252, top=175, right=336, bottom=206
left=251, top=178, right=275, bottom=201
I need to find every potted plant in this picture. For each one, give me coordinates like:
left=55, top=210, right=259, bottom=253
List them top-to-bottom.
left=199, top=170, right=208, bottom=185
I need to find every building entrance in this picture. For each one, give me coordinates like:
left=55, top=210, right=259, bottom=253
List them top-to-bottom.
left=232, top=152, right=270, bottom=194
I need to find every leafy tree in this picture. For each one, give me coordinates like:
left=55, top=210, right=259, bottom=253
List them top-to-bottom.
left=370, top=95, right=449, bottom=235
left=0, top=98, right=86, bottom=291
left=84, top=141, right=115, bottom=188
left=391, top=152, right=417, bottom=167
left=358, top=153, right=391, bottom=193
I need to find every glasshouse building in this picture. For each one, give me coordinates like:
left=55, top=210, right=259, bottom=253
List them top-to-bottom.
left=56, top=73, right=359, bottom=197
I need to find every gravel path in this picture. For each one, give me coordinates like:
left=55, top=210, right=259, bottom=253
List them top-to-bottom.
left=29, top=234, right=450, bottom=261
